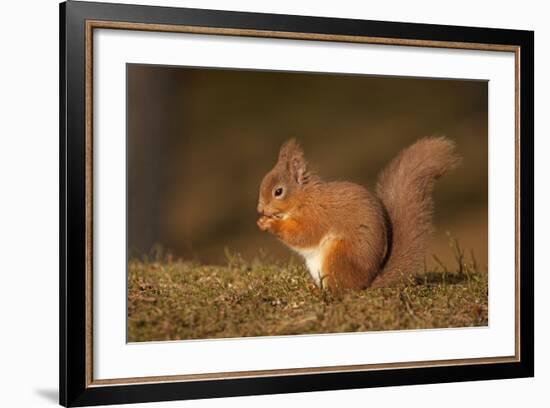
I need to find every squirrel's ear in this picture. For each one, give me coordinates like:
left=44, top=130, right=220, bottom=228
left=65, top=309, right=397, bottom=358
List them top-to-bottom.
left=278, top=139, right=309, bottom=185
left=278, top=139, right=301, bottom=162
left=290, top=156, right=308, bottom=185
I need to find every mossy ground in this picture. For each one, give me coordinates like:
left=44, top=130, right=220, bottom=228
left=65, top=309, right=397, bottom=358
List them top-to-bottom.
left=128, top=245, right=487, bottom=342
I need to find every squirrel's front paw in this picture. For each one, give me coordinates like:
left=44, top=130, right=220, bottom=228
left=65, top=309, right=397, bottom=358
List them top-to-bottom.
left=257, top=216, right=273, bottom=231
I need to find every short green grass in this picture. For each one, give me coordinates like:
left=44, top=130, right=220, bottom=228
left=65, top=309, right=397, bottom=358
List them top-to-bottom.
left=128, top=242, right=488, bottom=342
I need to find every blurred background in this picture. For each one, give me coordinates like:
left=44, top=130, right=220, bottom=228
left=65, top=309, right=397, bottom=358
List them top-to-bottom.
left=127, top=64, right=487, bottom=270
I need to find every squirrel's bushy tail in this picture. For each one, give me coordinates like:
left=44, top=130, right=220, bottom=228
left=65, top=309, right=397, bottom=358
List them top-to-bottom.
left=371, top=136, right=460, bottom=288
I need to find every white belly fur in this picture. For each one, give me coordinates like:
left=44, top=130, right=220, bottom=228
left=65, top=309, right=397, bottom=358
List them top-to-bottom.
left=292, top=235, right=333, bottom=287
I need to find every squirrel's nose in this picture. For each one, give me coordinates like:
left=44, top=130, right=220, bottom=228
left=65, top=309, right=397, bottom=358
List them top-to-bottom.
left=257, top=203, right=264, bottom=215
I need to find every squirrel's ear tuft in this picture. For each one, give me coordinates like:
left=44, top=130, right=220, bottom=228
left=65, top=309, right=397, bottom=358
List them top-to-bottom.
left=278, top=139, right=309, bottom=185
left=278, top=139, right=301, bottom=162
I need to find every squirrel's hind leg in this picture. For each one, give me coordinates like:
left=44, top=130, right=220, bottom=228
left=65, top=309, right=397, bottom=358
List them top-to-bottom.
left=321, top=240, right=374, bottom=292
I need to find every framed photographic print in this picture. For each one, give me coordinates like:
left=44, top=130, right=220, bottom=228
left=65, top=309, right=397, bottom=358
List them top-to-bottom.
left=59, top=1, right=534, bottom=406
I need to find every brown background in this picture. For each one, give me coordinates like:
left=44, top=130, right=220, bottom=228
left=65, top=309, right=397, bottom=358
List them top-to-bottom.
left=127, top=65, right=488, bottom=270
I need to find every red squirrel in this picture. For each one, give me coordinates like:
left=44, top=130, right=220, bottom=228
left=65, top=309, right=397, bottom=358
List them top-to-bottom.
left=257, top=137, right=460, bottom=292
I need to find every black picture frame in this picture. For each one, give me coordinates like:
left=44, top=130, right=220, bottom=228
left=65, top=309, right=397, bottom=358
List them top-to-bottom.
left=60, top=1, right=534, bottom=406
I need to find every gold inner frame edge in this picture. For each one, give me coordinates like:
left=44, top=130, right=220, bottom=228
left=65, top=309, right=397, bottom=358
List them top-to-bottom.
left=84, top=19, right=521, bottom=388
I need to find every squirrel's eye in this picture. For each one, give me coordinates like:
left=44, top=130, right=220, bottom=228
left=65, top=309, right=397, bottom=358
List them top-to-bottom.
left=274, top=187, right=284, bottom=197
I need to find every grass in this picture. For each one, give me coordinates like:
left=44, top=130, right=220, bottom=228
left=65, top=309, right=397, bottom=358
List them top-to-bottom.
left=128, top=240, right=488, bottom=342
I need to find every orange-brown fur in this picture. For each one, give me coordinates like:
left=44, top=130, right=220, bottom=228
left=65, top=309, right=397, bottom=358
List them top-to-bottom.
left=257, top=138, right=460, bottom=292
